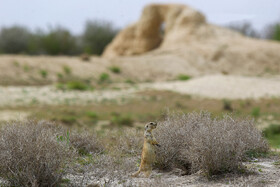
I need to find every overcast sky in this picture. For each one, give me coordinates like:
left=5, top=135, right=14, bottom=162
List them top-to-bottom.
left=0, top=0, right=279, bottom=34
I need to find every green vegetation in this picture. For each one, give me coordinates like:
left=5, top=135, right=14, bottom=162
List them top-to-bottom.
left=0, top=20, right=118, bottom=55
left=82, top=20, right=118, bottom=55
left=272, top=24, right=280, bottom=41
left=63, top=65, right=72, bottom=75
left=109, top=66, right=121, bottom=74
left=39, top=69, right=48, bottom=78
left=98, top=73, right=110, bottom=83
left=177, top=74, right=191, bottom=81
left=125, top=79, right=135, bottom=84
left=56, top=81, right=93, bottom=91
left=66, top=81, right=89, bottom=90
left=251, top=107, right=260, bottom=118
left=111, top=113, right=134, bottom=127
left=263, top=124, right=280, bottom=148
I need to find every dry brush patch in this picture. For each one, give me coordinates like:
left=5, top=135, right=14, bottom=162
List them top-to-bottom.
left=154, top=112, right=269, bottom=176
left=0, top=120, right=76, bottom=186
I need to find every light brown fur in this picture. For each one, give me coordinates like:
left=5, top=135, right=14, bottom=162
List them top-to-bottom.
left=131, top=122, right=160, bottom=178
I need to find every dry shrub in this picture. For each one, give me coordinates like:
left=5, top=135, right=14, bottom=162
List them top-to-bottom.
left=154, top=112, right=269, bottom=176
left=0, top=120, right=75, bottom=186
left=105, top=128, right=143, bottom=157
left=69, top=131, right=104, bottom=155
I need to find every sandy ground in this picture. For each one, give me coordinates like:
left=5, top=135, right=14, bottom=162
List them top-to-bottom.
left=1, top=75, right=280, bottom=108
left=144, top=75, right=280, bottom=100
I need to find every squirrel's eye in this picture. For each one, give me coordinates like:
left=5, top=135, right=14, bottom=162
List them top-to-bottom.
left=150, top=122, right=153, bottom=125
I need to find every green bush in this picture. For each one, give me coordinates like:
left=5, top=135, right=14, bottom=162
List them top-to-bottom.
left=82, top=20, right=118, bottom=55
left=272, top=24, right=280, bottom=41
left=0, top=26, right=31, bottom=53
left=41, top=27, right=79, bottom=55
left=109, top=66, right=121, bottom=74
left=39, top=69, right=48, bottom=78
left=99, top=73, right=110, bottom=83
left=177, top=74, right=191, bottom=81
left=66, top=81, right=89, bottom=91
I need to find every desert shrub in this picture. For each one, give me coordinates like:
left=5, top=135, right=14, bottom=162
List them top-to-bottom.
left=82, top=20, right=118, bottom=55
left=0, top=26, right=31, bottom=54
left=109, top=66, right=121, bottom=74
left=177, top=74, right=191, bottom=81
left=154, top=112, right=268, bottom=176
left=0, top=120, right=75, bottom=186
left=106, top=129, right=143, bottom=156
left=69, top=131, right=103, bottom=155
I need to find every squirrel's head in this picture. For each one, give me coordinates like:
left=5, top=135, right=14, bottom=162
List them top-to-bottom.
left=145, top=122, right=157, bottom=132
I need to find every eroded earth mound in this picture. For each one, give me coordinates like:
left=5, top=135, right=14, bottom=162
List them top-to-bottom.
left=103, top=4, right=280, bottom=77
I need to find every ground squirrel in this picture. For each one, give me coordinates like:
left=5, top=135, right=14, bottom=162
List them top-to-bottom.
left=132, top=122, right=160, bottom=177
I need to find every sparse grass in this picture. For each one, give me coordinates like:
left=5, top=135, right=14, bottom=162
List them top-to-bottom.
left=13, top=60, right=20, bottom=67
left=23, top=64, right=30, bottom=72
left=63, top=65, right=72, bottom=75
left=109, top=66, right=121, bottom=74
left=39, top=69, right=48, bottom=78
left=57, top=72, right=64, bottom=79
left=177, top=74, right=191, bottom=81
left=125, top=79, right=135, bottom=84
left=251, top=107, right=260, bottom=118
left=86, top=111, right=98, bottom=124
left=154, top=112, right=269, bottom=176
left=111, top=113, right=134, bottom=127
left=60, top=116, right=77, bottom=125
left=263, top=124, right=280, bottom=148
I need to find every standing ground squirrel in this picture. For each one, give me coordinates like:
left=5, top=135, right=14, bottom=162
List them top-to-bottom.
left=131, top=122, right=160, bottom=177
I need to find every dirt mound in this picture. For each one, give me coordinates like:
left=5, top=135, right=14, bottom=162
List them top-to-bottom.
left=102, top=4, right=280, bottom=77
left=103, top=4, right=205, bottom=57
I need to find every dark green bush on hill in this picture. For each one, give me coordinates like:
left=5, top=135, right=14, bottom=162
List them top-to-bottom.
left=82, top=20, right=118, bottom=55
left=0, top=26, right=31, bottom=54
left=41, top=27, right=79, bottom=55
